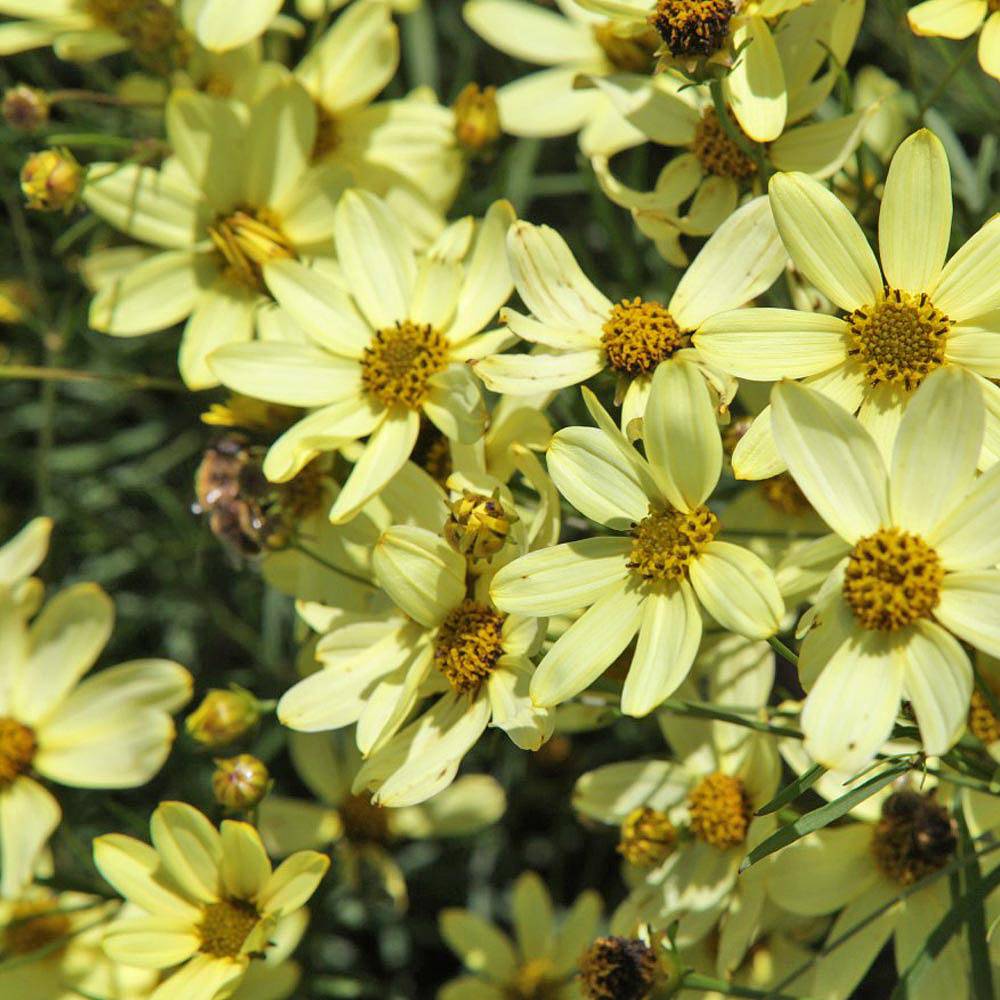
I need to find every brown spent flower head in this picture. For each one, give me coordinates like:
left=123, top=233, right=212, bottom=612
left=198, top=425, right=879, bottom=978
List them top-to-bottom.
left=649, top=0, right=735, bottom=58
left=453, top=83, right=502, bottom=154
left=3, top=85, right=50, bottom=131
left=21, top=149, right=83, bottom=212
left=186, top=688, right=262, bottom=749
left=212, top=754, right=271, bottom=810
left=871, top=790, right=957, bottom=886
left=579, top=936, right=658, bottom=1000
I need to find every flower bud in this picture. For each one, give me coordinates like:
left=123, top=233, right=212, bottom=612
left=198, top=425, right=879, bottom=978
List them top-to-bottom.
left=453, top=83, right=501, bottom=155
left=3, top=85, right=49, bottom=131
left=20, top=149, right=82, bottom=212
left=185, top=687, right=261, bottom=748
left=212, top=754, right=270, bottom=810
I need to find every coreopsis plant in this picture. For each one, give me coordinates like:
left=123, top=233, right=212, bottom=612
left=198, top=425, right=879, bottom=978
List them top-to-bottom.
left=84, top=79, right=346, bottom=387
left=695, top=128, right=1000, bottom=477
left=211, top=193, right=516, bottom=523
left=476, top=195, right=785, bottom=431
left=491, top=361, right=783, bottom=718
left=770, top=366, right=1000, bottom=772
left=0, top=577, right=191, bottom=897
left=93, top=802, right=329, bottom=1000
left=438, top=871, right=603, bottom=1000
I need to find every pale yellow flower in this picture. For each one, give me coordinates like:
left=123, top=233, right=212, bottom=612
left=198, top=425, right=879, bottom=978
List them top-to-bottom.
left=0, top=0, right=282, bottom=64
left=908, top=0, right=1000, bottom=81
left=83, top=80, right=346, bottom=388
left=695, top=129, right=1000, bottom=478
left=210, top=194, right=516, bottom=524
left=476, top=195, right=785, bottom=433
left=491, top=362, right=784, bottom=718
left=771, top=367, right=1000, bottom=771
left=0, top=582, right=191, bottom=897
left=94, top=802, right=329, bottom=1000
left=438, top=872, right=603, bottom=1000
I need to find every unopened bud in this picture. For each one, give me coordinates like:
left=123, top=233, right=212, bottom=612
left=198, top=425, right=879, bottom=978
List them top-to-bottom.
left=453, top=83, right=501, bottom=155
left=3, top=85, right=49, bottom=131
left=20, top=149, right=82, bottom=212
left=0, top=280, right=34, bottom=325
left=443, top=489, right=516, bottom=561
left=186, top=687, right=261, bottom=748
left=212, top=754, right=270, bottom=810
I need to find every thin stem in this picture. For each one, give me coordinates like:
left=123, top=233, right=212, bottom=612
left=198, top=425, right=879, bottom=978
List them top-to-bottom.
left=917, top=36, right=980, bottom=117
left=708, top=78, right=770, bottom=184
left=48, top=88, right=164, bottom=109
left=0, top=364, right=186, bottom=393
left=768, top=636, right=800, bottom=668
left=680, top=972, right=803, bottom=999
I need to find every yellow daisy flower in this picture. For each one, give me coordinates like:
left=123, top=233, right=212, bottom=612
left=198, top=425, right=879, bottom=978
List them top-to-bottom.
left=0, top=0, right=282, bottom=66
left=463, top=0, right=661, bottom=157
left=573, top=0, right=819, bottom=142
left=908, top=0, right=1000, bottom=81
left=83, top=80, right=346, bottom=388
left=695, top=128, right=1000, bottom=478
left=210, top=194, right=516, bottom=524
left=475, top=195, right=785, bottom=433
left=491, top=361, right=784, bottom=718
left=770, top=367, right=1000, bottom=771
left=0, top=583, right=191, bottom=897
left=258, top=730, right=505, bottom=907
left=768, top=774, right=966, bottom=1000
left=93, top=801, right=329, bottom=1000
left=438, top=871, right=603, bottom=1000
left=0, top=887, right=157, bottom=999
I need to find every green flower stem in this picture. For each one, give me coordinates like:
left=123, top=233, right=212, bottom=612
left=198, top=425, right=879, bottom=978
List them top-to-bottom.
left=708, top=78, right=770, bottom=184
left=0, top=364, right=186, bottom=393
left=767, top=636, right=800, bottom=668
left=679, top=972, right=804, bottom=999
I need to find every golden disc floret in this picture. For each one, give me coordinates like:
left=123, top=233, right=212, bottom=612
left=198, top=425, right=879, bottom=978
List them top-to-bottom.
left=86, top=0, right=191, bottom=71
left=691, top=108, right=756, bottom=180
left=208, top=208, right=295, bottom=291
left=846, top=288, right=951, bottom=391
left=601, top=298, right=687, bottom=377
left=360, top=321, right=450, bottom=409
left=627, top=507, right=718, bottom=584
left=842, top=528, right=943, bottom=631
left=434, top=600, right=506, bottom=695
left=969, top=689, right=1000, bottom=745
left=0, top=718, right=36, bottom=789
left=687, top=772, right=751, bottom=850
left=618, top=807, right=677, bottom=868
left=198, top=898, right=260, bottom=958
left=3, top=900, right=71, bottom=956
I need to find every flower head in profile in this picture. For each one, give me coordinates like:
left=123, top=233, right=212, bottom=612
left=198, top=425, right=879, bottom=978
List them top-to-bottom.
left=0, top=0, right=282, bottom=67
left=908, top=0, right=1000, bottom=81
left=83, top=79, right=346, bottom=387
left=695, top=129, right=1000, bottom=477
left=211, top=193, right=516, bottom=524
left=476, top=195, right=785, bottom=433
left=491, top=361, right=783, bottom=719
left=771, top=366, right=1000, bottom=771
left=0, top=578, right=191, bottom=898
left=94, top=801, right=329, bottom=1000
left=438, top=871, right=603, bottom=1000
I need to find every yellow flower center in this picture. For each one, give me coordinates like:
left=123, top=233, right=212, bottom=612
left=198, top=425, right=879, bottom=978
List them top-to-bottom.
left=85, top=0, right=191, bottom=72
left=648, top=0, right=734, bottom=58
left=990, top=0, right=1000, bottom=12
left=592, top=23, right=660, bottom=73
left=453, top=83, right=503, bottom=153
left=312, top=102, right=340, bottom=160
left=691, top=108, right=757, bottom=180
left=208, top=208, right=294, bottom=292
left=846, top=288, right=951, bottom=391
left=601, top=298, right=687, bottom=377
left=360, top=321, right=450, bottom=409
left=761, top=474, right=812, bottom=517
left=444, top=490, right=515, bottom=561
left=627, top=507, right=718, bottom=584
left=842, top=528, right=943, bottom=631
left=434, top=600, right=506, bottom=695
left=969, top=689, right=1000, bottom=745
left=0, top=718, right=36, bottom=789
left=687, top=772, right=752, bottom=850
left=871, top=790, right=956, bottom=886
left=339, top=792, right=390, bottom=844
left=618, top=807, right=677, bottom=868
left=199, top=899, right=260, bottom=958
left=3, top=901, right=71, bottom=956
left=578, top=936, right=658, bottom=1000
left=504, top=958, right=560, bottom=1000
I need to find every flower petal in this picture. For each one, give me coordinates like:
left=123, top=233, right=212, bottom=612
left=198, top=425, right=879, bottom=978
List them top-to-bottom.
left=194, top=0, right=282, bottom=51
left=907, top=0, right=987, bottom=38
left=724, top=17, right=787, bottom=142
left=931, top=214, right=1000, bottom=321
left=178, top=280, right=256, bottom=390
left=473, top=349, right=605, bottom=394
left=424, top=364, right=487, bottom=444
left=929, top=461, right=1000, bottom=569
left=689, top=542, right=783, bottom=639
left=935, top=571, right=1000, bottom=657
left=0, top=777, right=60, bottom=899
left=150, top=801, right=223, bottom=904
left=219, top=821, right=272, bottom=901
left=257, top=850, right=329, bottom=916
left=511, top=872, right=553, bottom=961
left=439, top=908, right=518, bottom=983
left=103, top=916, right=201, bottom=969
